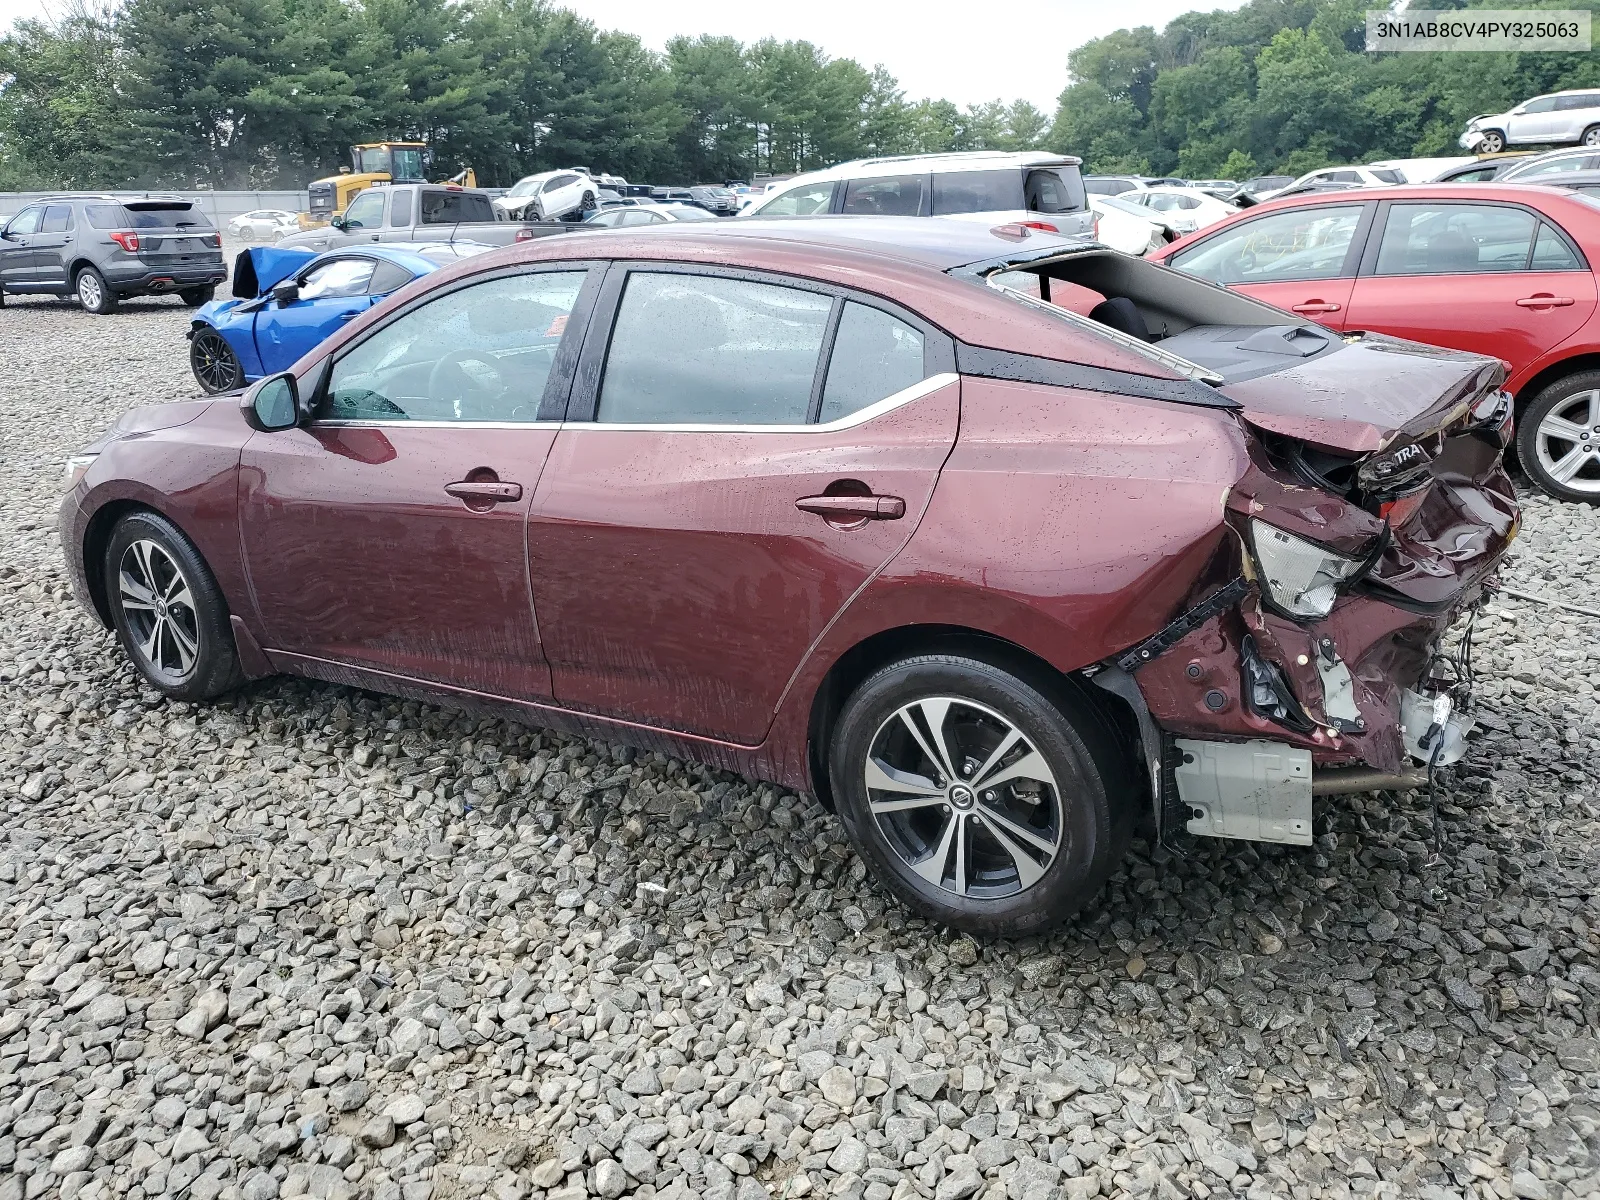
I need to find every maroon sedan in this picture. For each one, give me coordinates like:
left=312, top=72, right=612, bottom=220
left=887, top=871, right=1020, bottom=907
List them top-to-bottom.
left=61, top=218, right=1516, bottom=934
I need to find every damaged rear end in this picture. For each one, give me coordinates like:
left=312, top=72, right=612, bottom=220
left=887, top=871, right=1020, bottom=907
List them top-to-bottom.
left=970, top=242, right=1520, bottom=848
left=1133, top=338, right=1517, bottom=844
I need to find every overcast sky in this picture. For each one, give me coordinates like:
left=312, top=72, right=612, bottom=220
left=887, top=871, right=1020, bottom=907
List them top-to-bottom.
left=0, top=0, right=1247, bottom=111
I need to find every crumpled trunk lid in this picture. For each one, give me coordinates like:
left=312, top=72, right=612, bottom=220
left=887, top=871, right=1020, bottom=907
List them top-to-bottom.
left=1219, top=333, right=1505, bottom=454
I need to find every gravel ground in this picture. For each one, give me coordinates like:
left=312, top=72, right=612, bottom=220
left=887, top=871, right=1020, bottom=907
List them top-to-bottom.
left=2, top=289, right=1600, bottom=1200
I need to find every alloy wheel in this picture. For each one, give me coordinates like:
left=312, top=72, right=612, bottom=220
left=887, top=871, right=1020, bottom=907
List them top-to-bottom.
left=1585, top=128, right=1600, bottom=148
left=77, top=271, right=103, bottom=310
left=191, top=328, right=242, bottom=393
left=1534, top=388, right=1600, bottom=496
left=118, top=539, right=201, bottom=680
left=864, top=696, right=1062, bottom=899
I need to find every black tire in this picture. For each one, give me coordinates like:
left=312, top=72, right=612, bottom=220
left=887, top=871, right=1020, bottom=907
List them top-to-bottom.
left=1584, top=126, right=1600, bottom=149
left=1478, top=129, right=1506, bottom=154
left=580, top=191, right=597, bottom=213
left=76, top=266, right=118, bottom=314
left=179, top=285, right=214, bottom=306
left=190, top=326, right=244, bottom=394
left=1516, top=370, right=1600, bottom=504
left=105, top=510, right=243, bottom=701
left=828, top=654, right=1135, bottom=936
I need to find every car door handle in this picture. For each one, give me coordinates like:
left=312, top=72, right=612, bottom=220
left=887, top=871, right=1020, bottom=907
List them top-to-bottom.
left=1516, top=294, right=1574, bottom=308
left=1291, top=301, right=1342, bottom=314
left=338, top=311, right=360, bottom=322
left=445, top=480, right=523, bottom=503
left=796, top=494, right=906, bottom=520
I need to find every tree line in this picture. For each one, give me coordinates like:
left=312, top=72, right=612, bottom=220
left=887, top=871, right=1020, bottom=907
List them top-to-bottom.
left=0, top=0, right=1053, bottom=190
left=3, top=0, right=1598, bottom=193
left=1050, top=0, right=1600, bottom=180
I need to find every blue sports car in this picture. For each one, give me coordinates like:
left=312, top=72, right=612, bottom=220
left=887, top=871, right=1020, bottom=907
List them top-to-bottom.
left=187, top=242, right=492, bottom=394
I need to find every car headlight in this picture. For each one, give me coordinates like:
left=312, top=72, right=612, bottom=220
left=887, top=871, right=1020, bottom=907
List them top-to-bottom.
left=62, top=454, right=97, bottom=490
left=1250, top=520, right=1362, bottom=618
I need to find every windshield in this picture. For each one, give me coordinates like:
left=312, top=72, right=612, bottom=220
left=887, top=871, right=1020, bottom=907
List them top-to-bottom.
left=354, top=146, right=425, bottom=180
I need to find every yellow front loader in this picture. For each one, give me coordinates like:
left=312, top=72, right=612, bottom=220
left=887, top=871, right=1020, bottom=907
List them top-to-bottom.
left=298, top=143, right=478, bottom=229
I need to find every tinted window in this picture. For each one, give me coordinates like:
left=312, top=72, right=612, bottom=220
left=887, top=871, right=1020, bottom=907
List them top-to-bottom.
left=1557, top=93, right=1600, bottom=111
left=1446, top=165, right=1502, bottom=183
left=1026, top=168, right=1085, bottom=213
left=1371, top=169, right=1406, bottom=184
left=931, top=170, right=1024, bottom=214
left=1328, top=171, right=1362, bottom=183
left=543, top=174, right=578, bottom=192
left=841, top=175, right=924, bottom=216
left=1084, top=178, right=1137, bottom=195
left=342, top=190, right=385, bottom=230
left=390, top=190, right=412, bottom=227
left=420, top=191, right=494, bottom=224
left=123, top=203, right=207, bottom=228
left=1373, top=203, right=1538, bottom=275
left=86, top=204, right=124, bottom=229
left=41, top=205, right=73, bottom=233
left=1171, top=205, right=1362, bottom=284
left=5, top=207, right=41, bottom=236
left=1531, top=223, right=1582, bottom=269
left=299, top=259, right=377, bottom=300
left=368, top=260, right=414, bottom=294
left=325, top=270, right=586, bottom=422
left=597, top=272, right=831, bottom=425
left=820, top=303, right=926, bottom=423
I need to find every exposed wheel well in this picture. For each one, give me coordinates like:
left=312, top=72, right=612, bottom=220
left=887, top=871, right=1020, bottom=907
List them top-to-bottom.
left=1515, top=353, right=1600, bottom=411
left=81, top=500, right=162, bottom=627
left=804, top=624, right=1146, bottom=812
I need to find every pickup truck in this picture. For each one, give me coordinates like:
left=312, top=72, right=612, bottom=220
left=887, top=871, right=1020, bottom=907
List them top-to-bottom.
left=276, top=183, right=574, bottom=253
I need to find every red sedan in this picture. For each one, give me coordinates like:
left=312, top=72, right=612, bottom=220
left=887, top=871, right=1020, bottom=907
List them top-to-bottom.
left=1151, top=183, right=1600, bottom=502
left=61, top=218, right=1515, bottom=934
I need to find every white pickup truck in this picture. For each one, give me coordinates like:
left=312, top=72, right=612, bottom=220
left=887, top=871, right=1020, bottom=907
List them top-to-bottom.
left=277, top=184, right=576, bottom=253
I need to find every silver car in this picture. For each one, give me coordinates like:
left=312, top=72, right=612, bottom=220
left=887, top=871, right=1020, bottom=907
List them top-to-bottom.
left=1461, top=90, right=1600, bottom=153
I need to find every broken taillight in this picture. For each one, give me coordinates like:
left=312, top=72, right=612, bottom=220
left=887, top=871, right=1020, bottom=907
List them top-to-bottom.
left=109, top=230, right=140, bottom=252
left=1378, top=482, right=1432, bottom=527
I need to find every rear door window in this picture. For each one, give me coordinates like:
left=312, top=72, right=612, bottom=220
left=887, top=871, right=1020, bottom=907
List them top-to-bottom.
left=931, top=170, right=1024, bottom=214
left=841, top=175, right=925, bottom=217
left=1372, top=203, right=1539, bottom=274
left=1171, top=204, right=1364, bottom=284
left=41, top=205, right=73, bottom=232
left=597, top=272, right=831, bottom=424
left=819, top=303, right=926, bottom=423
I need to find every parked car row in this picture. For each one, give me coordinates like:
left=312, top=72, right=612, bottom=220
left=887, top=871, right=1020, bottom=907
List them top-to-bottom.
left=61, top=215, right=1517, bottom=934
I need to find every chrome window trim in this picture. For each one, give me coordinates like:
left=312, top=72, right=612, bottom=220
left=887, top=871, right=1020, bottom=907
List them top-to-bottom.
left=585, top=372, right=957, bottom=433
left=312, top=373, right=958, bottom=433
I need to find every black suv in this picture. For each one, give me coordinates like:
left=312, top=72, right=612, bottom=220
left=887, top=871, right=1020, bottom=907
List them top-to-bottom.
left=0, top=195, right=227, bottom=314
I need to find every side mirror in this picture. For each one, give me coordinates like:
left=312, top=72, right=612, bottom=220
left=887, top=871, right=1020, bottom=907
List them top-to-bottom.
left=330, top=214, right=347, bottom=231
left=272, top=280, right=300, bottom=306
left=242, top=373, right=300, bottom=432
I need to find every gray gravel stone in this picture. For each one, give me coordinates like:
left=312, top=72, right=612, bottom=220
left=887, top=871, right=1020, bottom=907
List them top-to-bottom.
left=4, top=296, right=1600, bottom=1200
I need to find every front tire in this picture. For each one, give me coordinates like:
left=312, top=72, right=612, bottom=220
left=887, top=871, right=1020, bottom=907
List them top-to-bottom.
left=1478, top=129, right=1506, bottom=154
left=75, top=266, right=117, bottom=314
left=179, top=286, right=214, bottom=306
left=190, top=326, right=244, bottom=394
left=1517, top=371, right=1600, bottom=503
left=105, top=510, right=243, bottom=700
left=828, top=654, right=1134, bottom=936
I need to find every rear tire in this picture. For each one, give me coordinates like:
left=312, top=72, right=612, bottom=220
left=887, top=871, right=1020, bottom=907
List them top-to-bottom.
left=1583, top=126, right=1600, bottom=148
left=1478, top=129, right=1506, bottom=154
left=75, top=266, right=117, bottom=314
left=179, top=286, right=214, bottom=306
left=1516, top=371, right=1600, bottom=503
left=105, top=510, right=243, bottom=701
left=828, top=654, right=1135, bottom=936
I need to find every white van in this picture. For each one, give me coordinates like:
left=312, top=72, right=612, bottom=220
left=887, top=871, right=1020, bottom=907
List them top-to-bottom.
left=742, top=151, right=1095, bottom=238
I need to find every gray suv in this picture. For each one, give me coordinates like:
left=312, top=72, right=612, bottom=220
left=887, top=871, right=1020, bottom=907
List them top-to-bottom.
left=0, top=195, right=227, bottom=314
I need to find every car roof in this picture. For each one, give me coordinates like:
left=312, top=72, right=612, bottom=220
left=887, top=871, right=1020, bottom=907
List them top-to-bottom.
left=777, top=151, right=1082, bottom=186
left=1225, top=181, right=1600, bottom=216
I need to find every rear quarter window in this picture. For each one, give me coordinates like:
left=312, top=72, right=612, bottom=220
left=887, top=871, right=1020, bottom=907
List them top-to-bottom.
left=86, top=204, right=125, bottom=229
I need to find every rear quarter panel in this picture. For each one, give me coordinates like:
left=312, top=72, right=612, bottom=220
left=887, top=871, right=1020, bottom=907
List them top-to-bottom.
left=760, top=376, right=1250, bottom=785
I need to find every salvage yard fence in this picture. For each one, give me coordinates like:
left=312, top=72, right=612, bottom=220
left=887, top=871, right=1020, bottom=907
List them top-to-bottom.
left=0, top=191, right=311, bottom=225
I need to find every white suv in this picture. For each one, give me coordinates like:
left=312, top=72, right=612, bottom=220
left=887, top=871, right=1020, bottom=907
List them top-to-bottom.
left=1460, top=90, right=1600, bottom=154
left=742, top=151, right=1095, bottom=238
left=493, top=170, right=599, bottom=221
